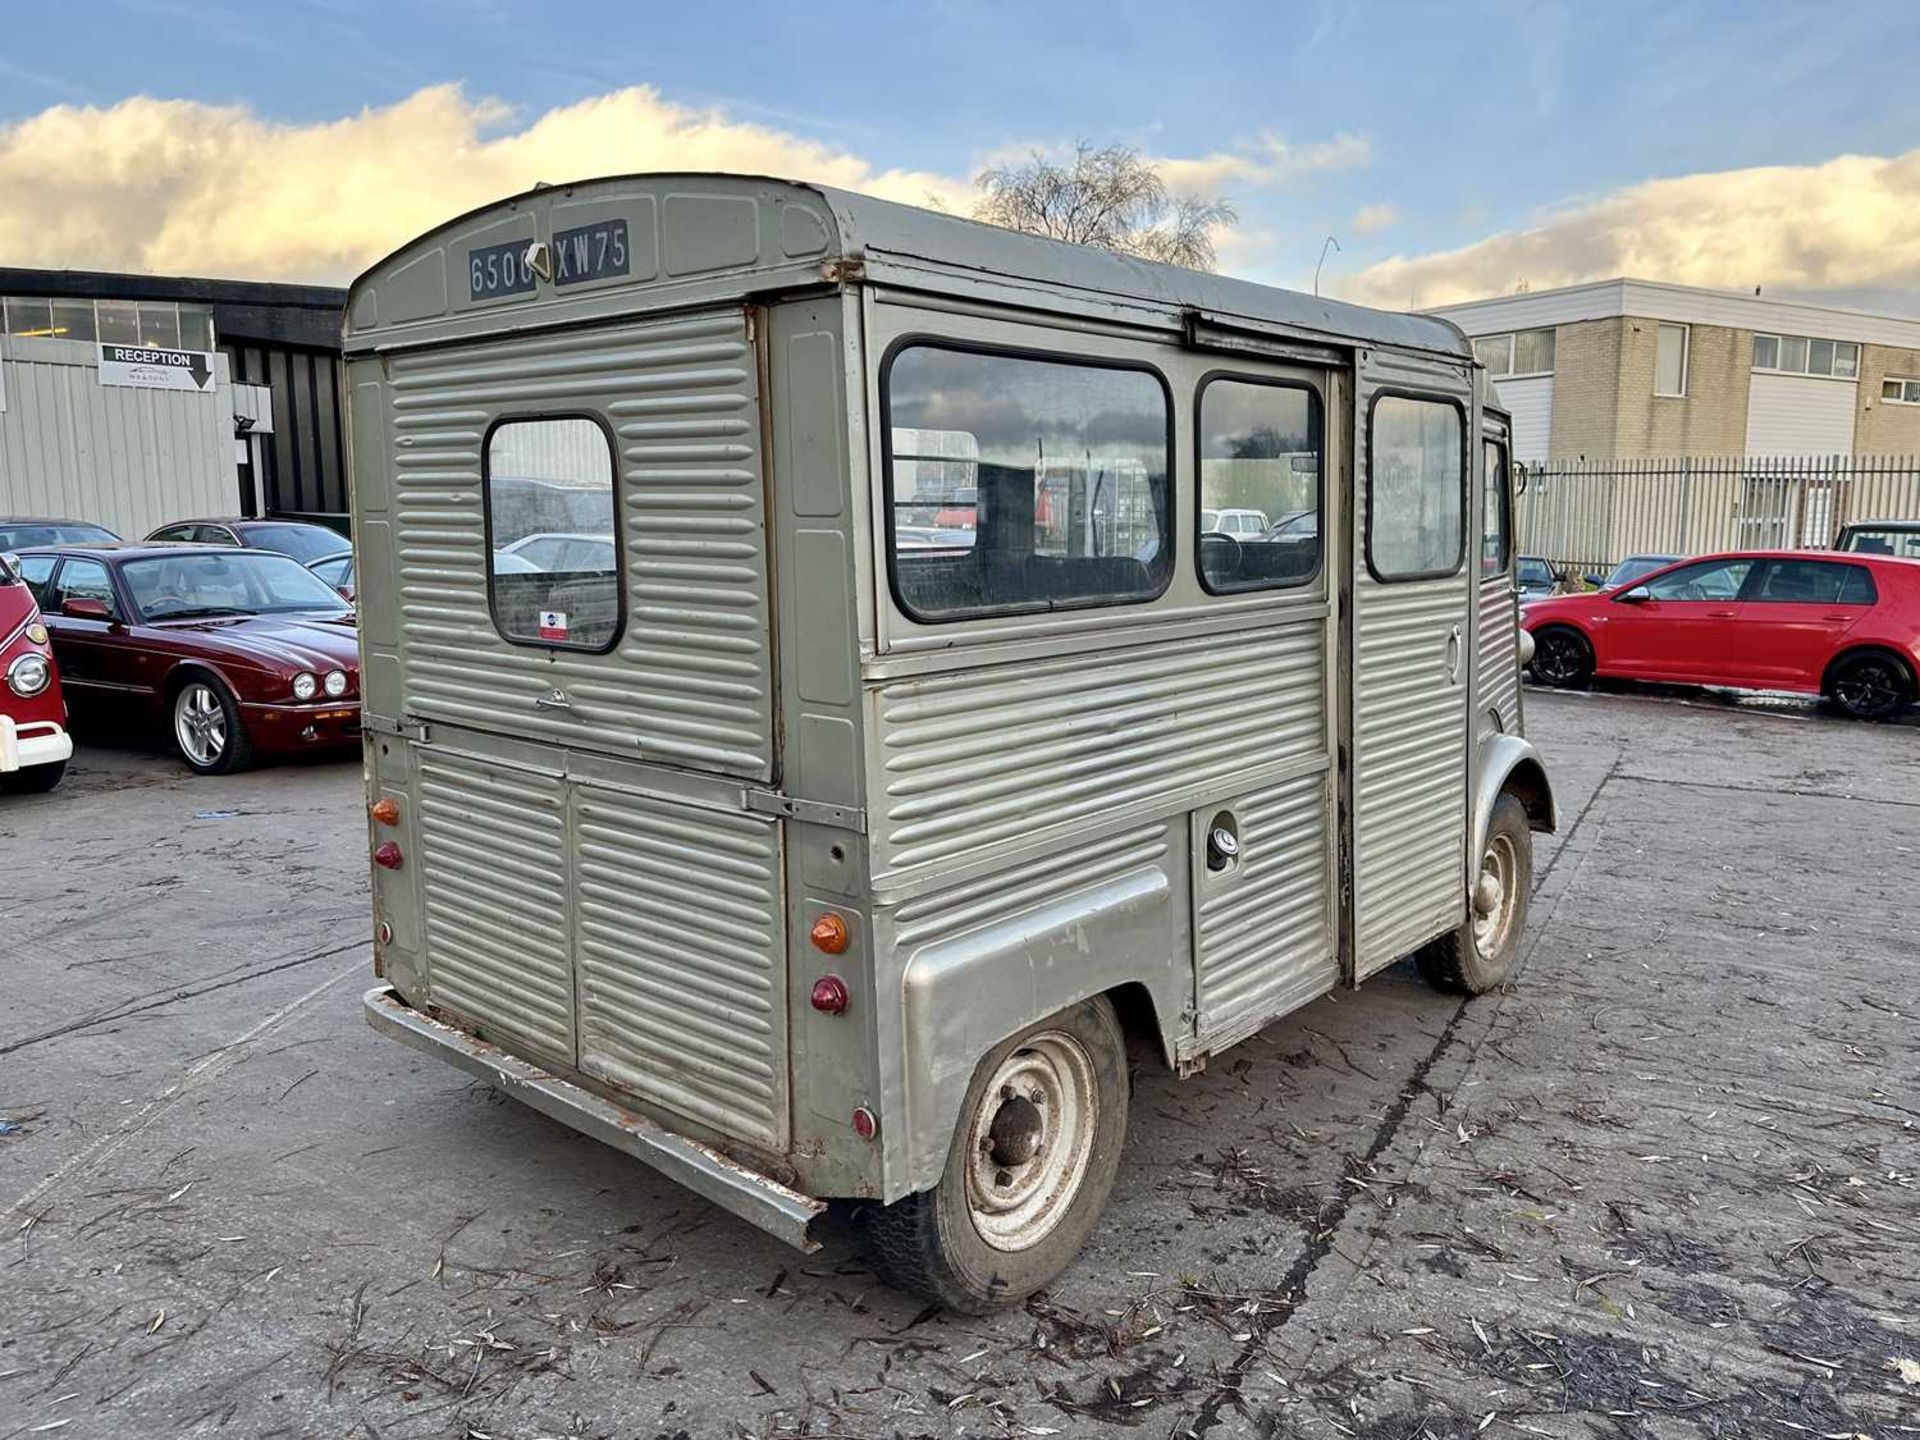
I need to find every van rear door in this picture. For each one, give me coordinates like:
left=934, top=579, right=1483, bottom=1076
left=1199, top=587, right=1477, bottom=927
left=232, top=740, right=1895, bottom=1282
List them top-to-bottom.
left=361, top=306, right=792, bottom=1149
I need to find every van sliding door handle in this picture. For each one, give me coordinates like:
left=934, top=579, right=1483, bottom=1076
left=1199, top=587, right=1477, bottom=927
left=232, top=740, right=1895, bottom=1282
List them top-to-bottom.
left=1445, top=625, right=1462, bottom=683
left=534, top=690, right=573, bottom=711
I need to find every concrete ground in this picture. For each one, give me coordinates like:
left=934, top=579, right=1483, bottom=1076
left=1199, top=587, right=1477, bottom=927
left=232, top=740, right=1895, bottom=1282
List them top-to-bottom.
left=1, top=688, right=1916, bottom=1439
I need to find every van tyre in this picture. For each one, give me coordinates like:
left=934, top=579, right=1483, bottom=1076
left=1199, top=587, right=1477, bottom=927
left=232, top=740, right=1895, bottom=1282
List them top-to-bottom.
left=1529, top=625, right=1593, bottom=689
left=1827, top=649, right=1914, bottom=721
left=171, top=676, right=254, bottom=775
left=1, top=760, right=65, bottom=795
left=1418, top=793, right=1532, bottom=996
left=860, top=996, right=1129, bottom=1313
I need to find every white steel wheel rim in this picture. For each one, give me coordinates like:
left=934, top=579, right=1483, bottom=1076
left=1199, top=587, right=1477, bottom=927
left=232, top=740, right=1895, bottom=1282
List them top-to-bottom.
left=175, top=683, right=227, bottom=767
left=1473, top=831, right=1518, bottom=956
left=963, top=1031, right=1098, bottom=1253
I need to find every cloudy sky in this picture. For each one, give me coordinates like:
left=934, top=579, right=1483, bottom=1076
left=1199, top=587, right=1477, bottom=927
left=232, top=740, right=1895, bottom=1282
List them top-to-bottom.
left=4, top=0, right=1919, bottom=312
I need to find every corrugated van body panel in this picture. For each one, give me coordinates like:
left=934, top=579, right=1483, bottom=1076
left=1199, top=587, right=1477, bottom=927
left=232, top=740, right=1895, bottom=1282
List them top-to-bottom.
left=384, top=308, right=774, bottom=778
left=1352, top=578, right=1468, bottom=968
left=1477, top=580, right=1520, bottom=732
left=873, top=622, right=1325, bottom=878
left=416, top=749, right=576, bottom=1059
left=1195, top=768, right=1333, bottom=1040
left=572, top=783, right=788, bottom=1147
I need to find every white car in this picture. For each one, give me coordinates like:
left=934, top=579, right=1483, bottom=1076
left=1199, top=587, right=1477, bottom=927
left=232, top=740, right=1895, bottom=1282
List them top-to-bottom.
left=1201, top=507, right=1270, bottom=537
left=498, top=532, right=618, bottom=572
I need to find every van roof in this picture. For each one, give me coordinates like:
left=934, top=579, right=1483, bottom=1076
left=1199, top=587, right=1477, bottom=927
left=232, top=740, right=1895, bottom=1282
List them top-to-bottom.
left=347, top=173, right=1470, bottom=362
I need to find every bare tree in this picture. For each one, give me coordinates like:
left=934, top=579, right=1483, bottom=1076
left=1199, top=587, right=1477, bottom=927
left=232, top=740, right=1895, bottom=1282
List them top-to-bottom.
left=974, top=142, right=1236, bottom=271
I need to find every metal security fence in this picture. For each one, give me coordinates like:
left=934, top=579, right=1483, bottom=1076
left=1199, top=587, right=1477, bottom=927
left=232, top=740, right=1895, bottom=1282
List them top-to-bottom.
left=1515, top=454, right=1920, bottom=579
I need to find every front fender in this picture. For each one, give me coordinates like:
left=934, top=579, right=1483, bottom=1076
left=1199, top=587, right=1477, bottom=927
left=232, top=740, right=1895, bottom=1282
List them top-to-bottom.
left=1473, top=732, right=1556, bottom=869
left=895, top=860, right=1187, bottom=1196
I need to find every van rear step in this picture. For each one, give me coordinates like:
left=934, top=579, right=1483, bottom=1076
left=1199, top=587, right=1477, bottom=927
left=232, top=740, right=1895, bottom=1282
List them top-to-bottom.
left=363, top=986, right=825, bottom=1252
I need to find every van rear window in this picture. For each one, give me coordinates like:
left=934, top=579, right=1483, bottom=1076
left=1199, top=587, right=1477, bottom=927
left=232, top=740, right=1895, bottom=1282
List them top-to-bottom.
left=883, top=344, right=1172, bottom=622
left=484, top=417, right=622, bottom=651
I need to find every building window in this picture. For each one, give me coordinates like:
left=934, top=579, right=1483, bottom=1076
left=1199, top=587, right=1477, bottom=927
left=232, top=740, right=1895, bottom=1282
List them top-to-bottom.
left=0, top=297, right=215, bottom=349
left=1654, top=323, right=1689, bottom=397
left=1471, top=328, right=1554, bottom=378
left=1752, top=332, right=1860, bottom=379
left=883, top=343, right=1173, bottom=622
left=1195, top=376, right=1323, bottom=594
left=1882, top=377, right=1920, bottom=405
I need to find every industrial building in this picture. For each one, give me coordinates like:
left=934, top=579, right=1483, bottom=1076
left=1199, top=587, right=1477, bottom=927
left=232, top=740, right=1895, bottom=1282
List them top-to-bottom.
left=0, top=270, right=347, bottom=538
left=1427, top=278, right=1920, bottom=464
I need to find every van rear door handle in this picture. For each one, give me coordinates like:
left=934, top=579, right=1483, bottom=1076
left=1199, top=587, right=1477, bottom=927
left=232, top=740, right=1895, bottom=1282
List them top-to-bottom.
left=534, top=690, right=573, bottom=710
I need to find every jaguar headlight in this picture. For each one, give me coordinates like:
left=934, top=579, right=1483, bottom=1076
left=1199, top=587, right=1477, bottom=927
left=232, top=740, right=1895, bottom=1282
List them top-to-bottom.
left=323, top=669, right=348, bottom=698
left=292, top=671, right=319, bottom=701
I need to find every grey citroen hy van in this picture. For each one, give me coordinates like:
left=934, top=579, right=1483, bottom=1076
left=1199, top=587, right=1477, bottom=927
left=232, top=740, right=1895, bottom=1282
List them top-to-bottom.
left=347, top=174, right=1554, bottom=1311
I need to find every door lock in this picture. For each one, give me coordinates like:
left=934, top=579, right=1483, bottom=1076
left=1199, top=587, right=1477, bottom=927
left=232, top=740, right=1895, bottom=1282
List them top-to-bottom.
left=1206, top=822, right=1241, bottom=872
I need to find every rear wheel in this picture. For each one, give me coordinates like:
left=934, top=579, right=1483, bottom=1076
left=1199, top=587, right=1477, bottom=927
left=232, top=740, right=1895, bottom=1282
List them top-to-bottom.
left=1529, top=625, right=1593, bottom=689
left=1827, top=650, right=1914, bottom=721
left=171, top=677, right=254, bottom=775
left=1, top=760, right=65, bottom=795
left=1418, top=793, right=1532, bottom=995
left=860, top=996, right=1129, bottom=1313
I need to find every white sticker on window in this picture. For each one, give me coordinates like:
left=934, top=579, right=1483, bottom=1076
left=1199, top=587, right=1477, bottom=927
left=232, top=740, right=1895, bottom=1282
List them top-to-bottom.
left=538, top=610, right=569, bottom=641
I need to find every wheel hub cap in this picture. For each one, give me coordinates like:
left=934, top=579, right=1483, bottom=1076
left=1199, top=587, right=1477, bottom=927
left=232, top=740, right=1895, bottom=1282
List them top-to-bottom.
left=1472, top=833, right=1518, bottom=955
left=964, top=1032, right=1098, bottom=1253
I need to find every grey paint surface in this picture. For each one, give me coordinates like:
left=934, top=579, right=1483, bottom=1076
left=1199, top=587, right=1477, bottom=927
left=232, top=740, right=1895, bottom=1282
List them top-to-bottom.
left=343, top=174, right=1505, bottom=1228
left=0, top=334, right=235, bottom=537
left=3, top=690, right=1915, bottom=1437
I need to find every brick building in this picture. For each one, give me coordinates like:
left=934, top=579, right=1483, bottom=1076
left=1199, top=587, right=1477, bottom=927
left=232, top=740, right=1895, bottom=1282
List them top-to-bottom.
left=1426, top=279, right=1920, bottom=464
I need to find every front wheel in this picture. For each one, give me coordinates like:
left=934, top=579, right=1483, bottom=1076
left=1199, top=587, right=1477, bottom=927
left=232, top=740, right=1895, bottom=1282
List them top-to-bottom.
left=1528, top=625, right=1593, bottom=689
left=1827, top=650, right=1915, bottom=721
left=171, top=677, right=255, bottom=775
left=1418, top=793, right=1533, bottom=995
left=860, top=996, right=1129, bottom=1313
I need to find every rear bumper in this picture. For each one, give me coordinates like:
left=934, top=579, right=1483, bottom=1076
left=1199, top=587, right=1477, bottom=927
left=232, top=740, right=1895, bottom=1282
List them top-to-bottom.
left=0, top=716, right=71, bottom=773
left=362, top=985, right=825, bottom=1252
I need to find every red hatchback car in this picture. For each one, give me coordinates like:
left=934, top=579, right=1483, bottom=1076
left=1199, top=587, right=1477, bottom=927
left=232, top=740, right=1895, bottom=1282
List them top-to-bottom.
left=16, top=543, right=360, bottom=774
left=1522, top=549, right=1920, bottom=720
left=1, top=554, right=71, bottom=793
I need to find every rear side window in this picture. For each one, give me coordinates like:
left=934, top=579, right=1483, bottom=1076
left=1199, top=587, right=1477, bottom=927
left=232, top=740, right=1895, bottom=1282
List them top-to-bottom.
left=884, top=344, right=1171, bottom=621
left=1195, top=377, right=1323, bottom=593
left=1367, top=394, right=1464, bottom=581
left=484, top=417, right=621, bottom=651
left=1481, top=438, right=1511, bottom=580
left=1753, top=559, right=1876, bottom=605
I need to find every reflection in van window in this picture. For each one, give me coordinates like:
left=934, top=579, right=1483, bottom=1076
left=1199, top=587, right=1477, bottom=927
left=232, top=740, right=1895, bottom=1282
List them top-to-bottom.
left=885, top=345, right=1170, bottom=621
left=1197, top=378, right=1322, bottom=593
left=1368, top=396, right=1463, bottom=580
left=485, top=418, right=621, bottom=650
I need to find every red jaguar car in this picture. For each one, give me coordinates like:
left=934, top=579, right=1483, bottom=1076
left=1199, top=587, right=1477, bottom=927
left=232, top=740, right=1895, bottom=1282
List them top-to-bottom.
left=16, top=543, right=360, bottom=774
left=1522, top=549, right=1920, bottom=720
left=1, top=553, right=71, bottom=794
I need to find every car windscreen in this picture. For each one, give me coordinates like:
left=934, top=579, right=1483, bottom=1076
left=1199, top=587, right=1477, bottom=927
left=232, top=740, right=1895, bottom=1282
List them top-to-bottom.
left=0, top=523, right=119, bottom=549
left=240, top=524, right=349, bottom=564
left=1840, top=527, right=1920, bottom=559
left=120, top=552, right=354, bottom=621
left=1607, top=556, right=1678, bottom=587
left=1517, top=558, right=1553, bottom=586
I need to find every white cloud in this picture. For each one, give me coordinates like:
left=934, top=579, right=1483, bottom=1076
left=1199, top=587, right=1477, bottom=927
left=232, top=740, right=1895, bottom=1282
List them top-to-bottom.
left=0, top=85, right=977, bottom=283
left=1154, top=133, right=1372, bottom=199
left=1341, top=148, right=1920, bottom=310
left=1350, top=202, right=1399, bottom=236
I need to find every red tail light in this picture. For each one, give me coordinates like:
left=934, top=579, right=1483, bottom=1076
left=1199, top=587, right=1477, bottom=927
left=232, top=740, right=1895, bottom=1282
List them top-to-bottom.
left=373, top=841, right=404, bottom=871
left=810, top=976, right=850, bottom=1014
left=851, top=1107, right=878, bottom=1141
